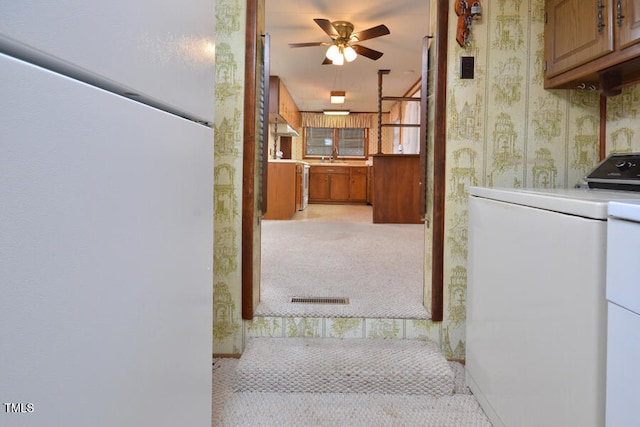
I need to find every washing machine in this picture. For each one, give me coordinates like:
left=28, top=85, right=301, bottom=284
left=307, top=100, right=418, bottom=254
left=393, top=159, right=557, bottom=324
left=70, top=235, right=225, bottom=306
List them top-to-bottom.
left=466, top=154, right=640, bottom=427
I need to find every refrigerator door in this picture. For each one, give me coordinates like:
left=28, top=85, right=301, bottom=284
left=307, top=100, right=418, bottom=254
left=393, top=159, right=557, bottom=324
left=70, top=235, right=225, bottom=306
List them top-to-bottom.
left=0, top=0, right=214, bottom=123
left=0, top=54, right=213, bottom=426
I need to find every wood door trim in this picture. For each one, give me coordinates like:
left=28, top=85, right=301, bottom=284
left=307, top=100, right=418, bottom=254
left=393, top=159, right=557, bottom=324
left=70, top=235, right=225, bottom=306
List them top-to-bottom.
left=242, top=0, right=258, bottom=320
left=242, top=0, right=448, bottom=323
left=430, top=0, right=448, bottom=322
left=419, top=35, right=429, bottom=219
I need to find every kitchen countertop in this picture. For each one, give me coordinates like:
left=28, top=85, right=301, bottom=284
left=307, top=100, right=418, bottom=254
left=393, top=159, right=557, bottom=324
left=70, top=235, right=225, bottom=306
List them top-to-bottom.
left=268, top=159, right=309, bottom=165
left=308, top=162, right=368, bottom=167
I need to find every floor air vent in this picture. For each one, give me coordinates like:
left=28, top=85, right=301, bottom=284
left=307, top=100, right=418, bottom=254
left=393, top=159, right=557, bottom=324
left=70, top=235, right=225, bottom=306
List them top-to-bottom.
left=290, top=297, right=349, bottom=305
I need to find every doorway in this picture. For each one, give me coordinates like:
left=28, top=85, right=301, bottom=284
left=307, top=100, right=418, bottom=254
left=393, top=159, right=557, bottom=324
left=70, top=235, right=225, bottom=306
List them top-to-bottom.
left=241, top=0, right=448, bottom=321
left=257, top=203, right=428, bottom=319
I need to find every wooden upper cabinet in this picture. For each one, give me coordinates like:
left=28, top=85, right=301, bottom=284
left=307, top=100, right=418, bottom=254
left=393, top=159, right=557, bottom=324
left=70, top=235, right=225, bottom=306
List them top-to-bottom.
left=545, top=0, right=640, bottom=92
left=545, top=0, right=614, bottom=78
left=617, top=0, right=640, bottom=50
left=269, top=76, right=301, bottom=130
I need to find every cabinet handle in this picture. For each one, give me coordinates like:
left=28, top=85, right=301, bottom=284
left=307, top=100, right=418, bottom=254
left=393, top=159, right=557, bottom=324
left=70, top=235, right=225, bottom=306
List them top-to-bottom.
left=598, top=0, right=606, bottom=33
left=617, top=0, right=625, bottom=27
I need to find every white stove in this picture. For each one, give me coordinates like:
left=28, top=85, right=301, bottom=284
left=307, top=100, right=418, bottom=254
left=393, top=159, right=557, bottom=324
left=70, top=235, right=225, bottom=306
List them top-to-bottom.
left=605, top=200, right=640, bottom=426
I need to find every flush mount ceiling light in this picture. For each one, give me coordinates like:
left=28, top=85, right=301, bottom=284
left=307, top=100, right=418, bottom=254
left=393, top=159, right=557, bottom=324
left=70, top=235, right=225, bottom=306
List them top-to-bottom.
left=330, top=91, right=346, bottom=104
left=323, top=109, right=350, bottom=116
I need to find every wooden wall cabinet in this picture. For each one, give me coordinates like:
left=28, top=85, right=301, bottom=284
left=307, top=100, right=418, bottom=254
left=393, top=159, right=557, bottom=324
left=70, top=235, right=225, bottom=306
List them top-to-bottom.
left=545, top=0, right=640, bottom=94
left=269, top=76, right=301, bottom=130
left=308, top=165, right=368, bottom=204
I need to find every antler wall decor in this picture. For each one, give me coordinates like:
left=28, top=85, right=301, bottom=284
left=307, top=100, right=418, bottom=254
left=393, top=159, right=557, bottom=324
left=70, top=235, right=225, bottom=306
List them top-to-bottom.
left=455, top=0, right=482, bottom=47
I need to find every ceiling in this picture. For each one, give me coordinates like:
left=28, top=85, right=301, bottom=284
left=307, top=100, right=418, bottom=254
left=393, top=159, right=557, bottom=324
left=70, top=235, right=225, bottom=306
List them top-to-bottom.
left=265, top=0, right=432, bottom=113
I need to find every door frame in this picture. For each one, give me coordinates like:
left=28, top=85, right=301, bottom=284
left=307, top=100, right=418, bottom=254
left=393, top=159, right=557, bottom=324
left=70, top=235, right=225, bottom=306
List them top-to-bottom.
left=241, top=0, right=448, bottom=321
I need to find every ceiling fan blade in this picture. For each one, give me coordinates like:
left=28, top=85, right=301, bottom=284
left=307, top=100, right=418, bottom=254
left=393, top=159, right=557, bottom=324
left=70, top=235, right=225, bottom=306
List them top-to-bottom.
left=314, top=18, right=339, bottom=38
left=350, top=24, right=390, bottom=42
left=288, top=42, right=328, bottom=48
left=352, top=44, right=384, bottom=60
left=322, top=57, right=333, bottom=65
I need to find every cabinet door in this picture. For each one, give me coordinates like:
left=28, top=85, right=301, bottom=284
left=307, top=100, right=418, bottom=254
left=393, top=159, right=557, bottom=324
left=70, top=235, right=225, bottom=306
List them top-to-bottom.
left=545, top=0, right=614, bottom=78
left=617, top=0, right=640, bottom=49
left=349, top=167, right=368, bottom=202
left=309, top=171, right=330, bottom=201
left=329, top=172, right=351, bottom=201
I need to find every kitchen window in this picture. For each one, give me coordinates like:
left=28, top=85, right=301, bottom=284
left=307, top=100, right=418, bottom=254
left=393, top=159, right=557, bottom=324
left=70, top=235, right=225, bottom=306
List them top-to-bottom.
left=304, top=127, right=367, bottom=159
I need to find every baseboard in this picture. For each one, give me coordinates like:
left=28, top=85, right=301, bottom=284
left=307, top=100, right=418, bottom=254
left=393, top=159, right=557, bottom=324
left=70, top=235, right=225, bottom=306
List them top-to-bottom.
left=213, top=353, right=241, bottom=359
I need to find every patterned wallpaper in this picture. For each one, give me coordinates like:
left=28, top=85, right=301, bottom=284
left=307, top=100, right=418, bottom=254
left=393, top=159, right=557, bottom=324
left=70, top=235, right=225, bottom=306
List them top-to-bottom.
left=213, top=0, right=640, bottom=357
left=213, top=0, right=245, bottom=355
left=440, top=0, right=640, bottom=359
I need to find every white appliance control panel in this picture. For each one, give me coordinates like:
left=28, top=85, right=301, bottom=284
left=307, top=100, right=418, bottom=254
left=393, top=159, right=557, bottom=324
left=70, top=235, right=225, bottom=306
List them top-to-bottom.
left=586, top=153, right=640, bottom=191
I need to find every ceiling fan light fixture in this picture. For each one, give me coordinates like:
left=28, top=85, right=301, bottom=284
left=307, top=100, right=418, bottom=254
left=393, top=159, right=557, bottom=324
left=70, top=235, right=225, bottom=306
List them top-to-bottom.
left=325, top=44, right=340, bottom=61
left=344, top=45, right=357, bottom=62
left=332, top=50, right=344, bottom=65
left=330, top=91, right=346, bottom=104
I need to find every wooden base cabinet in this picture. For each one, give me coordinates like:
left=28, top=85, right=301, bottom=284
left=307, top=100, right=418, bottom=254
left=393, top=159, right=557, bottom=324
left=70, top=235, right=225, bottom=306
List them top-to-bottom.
left=264, top=161, right=297, bottom=220
left=308, top=165, right=368, bottom=204
left=349, top=167, right=368, bottom=203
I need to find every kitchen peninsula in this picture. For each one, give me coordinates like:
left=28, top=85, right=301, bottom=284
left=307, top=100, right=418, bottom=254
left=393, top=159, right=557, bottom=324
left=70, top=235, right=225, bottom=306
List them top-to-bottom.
left=372, top=154, right=421, bottom=224
left=264, top=160, right=308, bottom=220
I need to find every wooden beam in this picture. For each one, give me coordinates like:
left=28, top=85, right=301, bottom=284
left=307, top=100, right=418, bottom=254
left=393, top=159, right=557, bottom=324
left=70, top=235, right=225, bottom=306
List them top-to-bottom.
left=377, top=69, right=390, bottom=154
left=599, top=71, right=622, bottom=97
left=599, top=95, right=607, bottom=161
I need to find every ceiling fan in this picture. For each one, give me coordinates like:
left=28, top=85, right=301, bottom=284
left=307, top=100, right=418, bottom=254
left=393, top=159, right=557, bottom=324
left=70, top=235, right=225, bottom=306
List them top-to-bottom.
left=289, top=18, right=390, bottom=65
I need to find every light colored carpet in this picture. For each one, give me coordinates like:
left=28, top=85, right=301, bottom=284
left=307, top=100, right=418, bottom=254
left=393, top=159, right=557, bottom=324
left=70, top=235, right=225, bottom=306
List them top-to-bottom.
left=257, top=221, right=429, bottom=319
left=235, top=337, right=454, bottom=395
left=213, top=358, right=492, bottom=427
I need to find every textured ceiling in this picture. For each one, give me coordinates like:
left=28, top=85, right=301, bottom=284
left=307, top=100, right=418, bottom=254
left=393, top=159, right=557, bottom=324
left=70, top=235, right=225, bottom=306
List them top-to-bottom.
left=266, top=0, right=432, bottom=113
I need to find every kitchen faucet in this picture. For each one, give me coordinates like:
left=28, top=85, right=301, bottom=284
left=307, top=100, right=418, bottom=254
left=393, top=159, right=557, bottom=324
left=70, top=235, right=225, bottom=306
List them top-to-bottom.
left=330, top=146, right=339, bottom=163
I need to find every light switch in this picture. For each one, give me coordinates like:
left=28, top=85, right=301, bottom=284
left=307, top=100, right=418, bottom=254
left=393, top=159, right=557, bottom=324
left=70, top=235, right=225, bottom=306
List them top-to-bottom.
left=461, top=56, right=474, bottom=79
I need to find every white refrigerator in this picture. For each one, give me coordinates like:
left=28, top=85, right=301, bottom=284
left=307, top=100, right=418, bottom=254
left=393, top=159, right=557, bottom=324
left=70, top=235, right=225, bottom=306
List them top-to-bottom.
left=0, top=1, right=215, bottom=426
